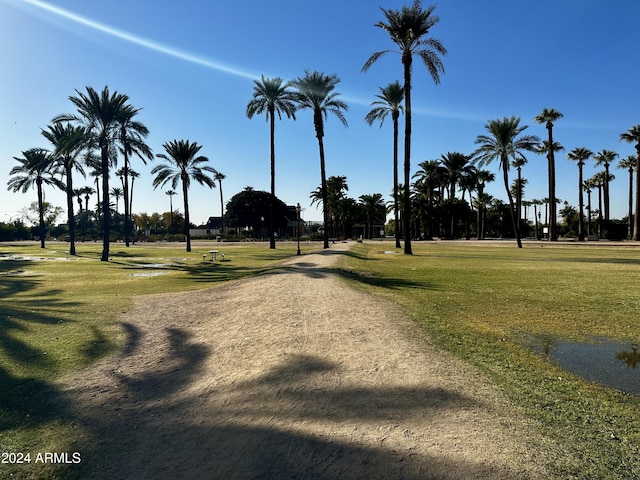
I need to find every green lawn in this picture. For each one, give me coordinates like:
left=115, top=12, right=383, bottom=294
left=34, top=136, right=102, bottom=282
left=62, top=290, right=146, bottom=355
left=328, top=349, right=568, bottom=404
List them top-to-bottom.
left=0, top=240, right=312, bottom=479
left=2, top=240, right=640, bottom=479
left=338, top=241, right=640, bottom=479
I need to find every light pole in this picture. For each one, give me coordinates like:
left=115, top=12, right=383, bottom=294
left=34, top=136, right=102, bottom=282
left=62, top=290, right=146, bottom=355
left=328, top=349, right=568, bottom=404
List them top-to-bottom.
left=296, top=203, right=301, bottom=256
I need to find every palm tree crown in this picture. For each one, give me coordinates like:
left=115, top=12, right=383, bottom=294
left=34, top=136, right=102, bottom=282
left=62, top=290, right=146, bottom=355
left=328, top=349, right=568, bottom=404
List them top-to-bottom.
left=362, top=0, right=446, bottom=254
left=291, top=70, right=348, bottom=249
left=247, top=75, right=297, bottom=249
left=473, top=116, right=540, bottom=248
left=152, top=139, right=217, bottom=252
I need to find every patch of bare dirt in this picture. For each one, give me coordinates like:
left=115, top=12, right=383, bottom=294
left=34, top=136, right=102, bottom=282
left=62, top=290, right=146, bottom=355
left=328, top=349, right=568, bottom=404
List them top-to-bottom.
left=60, top=242, right=553, bottom=479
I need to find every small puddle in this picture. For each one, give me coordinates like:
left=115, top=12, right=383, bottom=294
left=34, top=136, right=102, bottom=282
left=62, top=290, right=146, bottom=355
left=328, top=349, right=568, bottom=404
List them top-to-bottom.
left=530, top=336, right=640, bottom=394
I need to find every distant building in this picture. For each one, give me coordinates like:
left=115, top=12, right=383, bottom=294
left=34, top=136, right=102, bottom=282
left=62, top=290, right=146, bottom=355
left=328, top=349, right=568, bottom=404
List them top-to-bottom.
left=189, top=216, right=223, bottom=238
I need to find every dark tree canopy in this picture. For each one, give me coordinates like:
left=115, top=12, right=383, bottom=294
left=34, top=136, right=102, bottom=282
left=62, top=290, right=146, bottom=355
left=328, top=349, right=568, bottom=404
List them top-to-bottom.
left=224, top=188, right=290, bottom=232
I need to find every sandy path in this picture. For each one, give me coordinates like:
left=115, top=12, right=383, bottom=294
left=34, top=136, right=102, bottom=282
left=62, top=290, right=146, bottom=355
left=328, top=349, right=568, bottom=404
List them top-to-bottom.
left=61, top=242, right=549, bottom=479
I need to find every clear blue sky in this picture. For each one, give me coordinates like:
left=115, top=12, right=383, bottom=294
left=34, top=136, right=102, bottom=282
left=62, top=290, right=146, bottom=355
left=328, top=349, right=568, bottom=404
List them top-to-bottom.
left=1, top=0, right=639, bottom=226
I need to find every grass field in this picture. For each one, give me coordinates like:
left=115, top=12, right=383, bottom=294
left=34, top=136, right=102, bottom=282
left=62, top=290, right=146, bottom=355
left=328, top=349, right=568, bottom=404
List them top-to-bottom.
left=1, top=239, right=640, bottom=479
left=0, top=240, right=313, bottom=479
left=338, top=241, right=640, bottom=479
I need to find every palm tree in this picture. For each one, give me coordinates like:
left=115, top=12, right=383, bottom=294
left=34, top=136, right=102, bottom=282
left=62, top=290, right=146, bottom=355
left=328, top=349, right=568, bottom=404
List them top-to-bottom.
left=363, top=0, right=446, bottom=254
left=290, top=70, right=348, bottom=249
left=246, top=76, right=297, bottom=249
left=365, top=81, right=404, bottom=248
left=54, top=86, right=135, bottom=261
left=117, top=105, right=153, bottom=247
left=533, top=108, right=563, bottom=241
left=473, top=116, right=540, bottom=248
left=41, top=122, right=88, bottom=255
left=620, top=125, right=640, bottom=240
left=152, top=139, right=216, bottom=252
left=567, top=147, right=593, bottom=241
left=7, top=148, right=63, bottom=248
left=594, top=149, right=618, bottom=222
left=440, top=152, right=473, bottom=237
left=617, top=155, right=636, bottom=239
left=510, top=156, right=527, bottom=230
left=412, top=159, right=445, bottom=239
left=128, top=169, right=139, bottom=224
left=475, top=169, right=495, bottom=239
left=214, top=171, right=226, bottom=235
left=590, top=172, right=606, bottom=235
left=310, top=175, right=349, bottom=240
left=582, top=179, right=595, bottom=237
left=110, top=187, right=123, bottom=213
left=165, top=189, right=177, bottom=230
left=358, top=193, right=386, bottom=239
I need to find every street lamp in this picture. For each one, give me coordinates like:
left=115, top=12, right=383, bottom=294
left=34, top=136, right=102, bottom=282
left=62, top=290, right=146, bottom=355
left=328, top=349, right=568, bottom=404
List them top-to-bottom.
left=296, top=203, right=301, bottom=256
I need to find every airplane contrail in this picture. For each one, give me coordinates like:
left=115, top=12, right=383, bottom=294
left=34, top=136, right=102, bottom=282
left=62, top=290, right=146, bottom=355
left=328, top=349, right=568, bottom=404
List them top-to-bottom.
left=7, top=0, right=259, bottom=80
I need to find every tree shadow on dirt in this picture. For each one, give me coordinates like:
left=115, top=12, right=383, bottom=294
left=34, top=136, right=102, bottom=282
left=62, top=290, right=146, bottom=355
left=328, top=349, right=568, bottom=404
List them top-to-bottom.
left=59, top=340, right=525, bottom=480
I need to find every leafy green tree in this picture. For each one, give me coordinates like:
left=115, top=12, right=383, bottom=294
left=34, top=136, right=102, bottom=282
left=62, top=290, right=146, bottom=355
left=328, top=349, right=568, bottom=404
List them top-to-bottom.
left=363, top=0, right=446, bottom=254
left=291, top=71, right=348, bottom=249
left=246, top=76, right=297, bottom=249
left=365, top=81, right=404, bottom=248
left=55, top=86, right=137, bottom=261
left=533, top=108, right=563, bottom=241
left=473, top=116, right=540, bottom=248
left=41, top=122, right=88, bottom=255
left=620, top=125, right=640, bottom=240
left=152, top=140, right=217, bottom=252
left=567, top=147, right=593, bottom=241
left=7, top=148, right=63, bottom=248
left=617, top=155, right=636, bottom=239
left=224, top=187, right=290, bottom=235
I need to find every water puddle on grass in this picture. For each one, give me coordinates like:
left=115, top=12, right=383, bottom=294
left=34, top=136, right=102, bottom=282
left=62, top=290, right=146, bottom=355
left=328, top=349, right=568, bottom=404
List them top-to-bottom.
left=530, top=336, right=640, bottom=394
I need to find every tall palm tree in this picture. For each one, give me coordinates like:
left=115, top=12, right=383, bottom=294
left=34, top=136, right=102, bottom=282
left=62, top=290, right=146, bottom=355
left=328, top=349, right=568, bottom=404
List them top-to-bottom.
left=363, top=0, right=446, bottom=254
left=290, top=70, right=348, bottom=249
left=246, top=75, right=297, bottom=249
left=365, top=80, right=404, bottom=248
left=54, top=86, right=134, bottom=261
left=117, top=105, right=153, bottom=247
left=534, top=108, right=563, bottom=241
left=473, top=116, right=540, bottom=248
left=41, top=122, right=88, bottom=255
left=620, top=125, right=640, bottom=240
left=152, top=140, right=216, bottom=252
left=567, top=147, right=593, bottom=241
left=7, top=148, right=63, bottom=248
left=594, top=149, right=618, bottom=222
left=617, top=155, right=636, bottom=239
left=510, top=156, right=527, bottom=230
left=128, top=169, right=139, bottom=224
left=475, top=169, right=495, bottom=239
left=214, top=171, right=226, bottom=235
left=590, top=172, right=606, bottom=235
left=310, top=175, right=349, bottom=240
left=582, top=179, right=595, bottom=237
left=110, top=187, right=123, bottom=213
left=165, top=189, right=177, bottom=230
left=358, top=193, right=386, bottom=239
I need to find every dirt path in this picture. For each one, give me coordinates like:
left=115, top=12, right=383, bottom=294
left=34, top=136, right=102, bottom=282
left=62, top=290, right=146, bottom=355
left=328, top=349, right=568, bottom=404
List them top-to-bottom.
left=61, top=242, right=550, bottom=479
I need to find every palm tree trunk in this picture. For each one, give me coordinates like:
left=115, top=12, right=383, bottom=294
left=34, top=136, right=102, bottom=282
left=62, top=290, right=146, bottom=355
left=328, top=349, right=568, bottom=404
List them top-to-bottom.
left=402, top=56, right=413, bottom=255
left=269, top=108, right=276, bottom=249
left=393, top=116, right=401, bottom=249
left=547, top=125, right=557, bottom=241
left=317, top=135, right=329, bottom=249
left=100, top=145, right=110, bottom=261
left=634, top=145, right=640, bottom=241
left=502, top=156, right=522, bottom=248
left=123, top=159, right=131, bottom=247
left=66, top=161, right=76, bottom=255
left=578, top=164, right=584, bottom=241
left=628, top=168, right=633, bottom=239
left=37, top=179, right=45, bottom=249
left=182, top=180, right=191, bottom=252
left=218, top=180, right=224, bottom=235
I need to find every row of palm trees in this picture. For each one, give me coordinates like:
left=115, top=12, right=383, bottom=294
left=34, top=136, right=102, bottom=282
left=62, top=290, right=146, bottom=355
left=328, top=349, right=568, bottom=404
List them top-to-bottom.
left=7, top=85, right=223, bottom=258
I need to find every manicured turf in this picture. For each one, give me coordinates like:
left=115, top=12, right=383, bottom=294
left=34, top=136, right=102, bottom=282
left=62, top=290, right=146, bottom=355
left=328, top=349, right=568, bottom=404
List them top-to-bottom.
left=338, top=241, right=640, bottom=479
